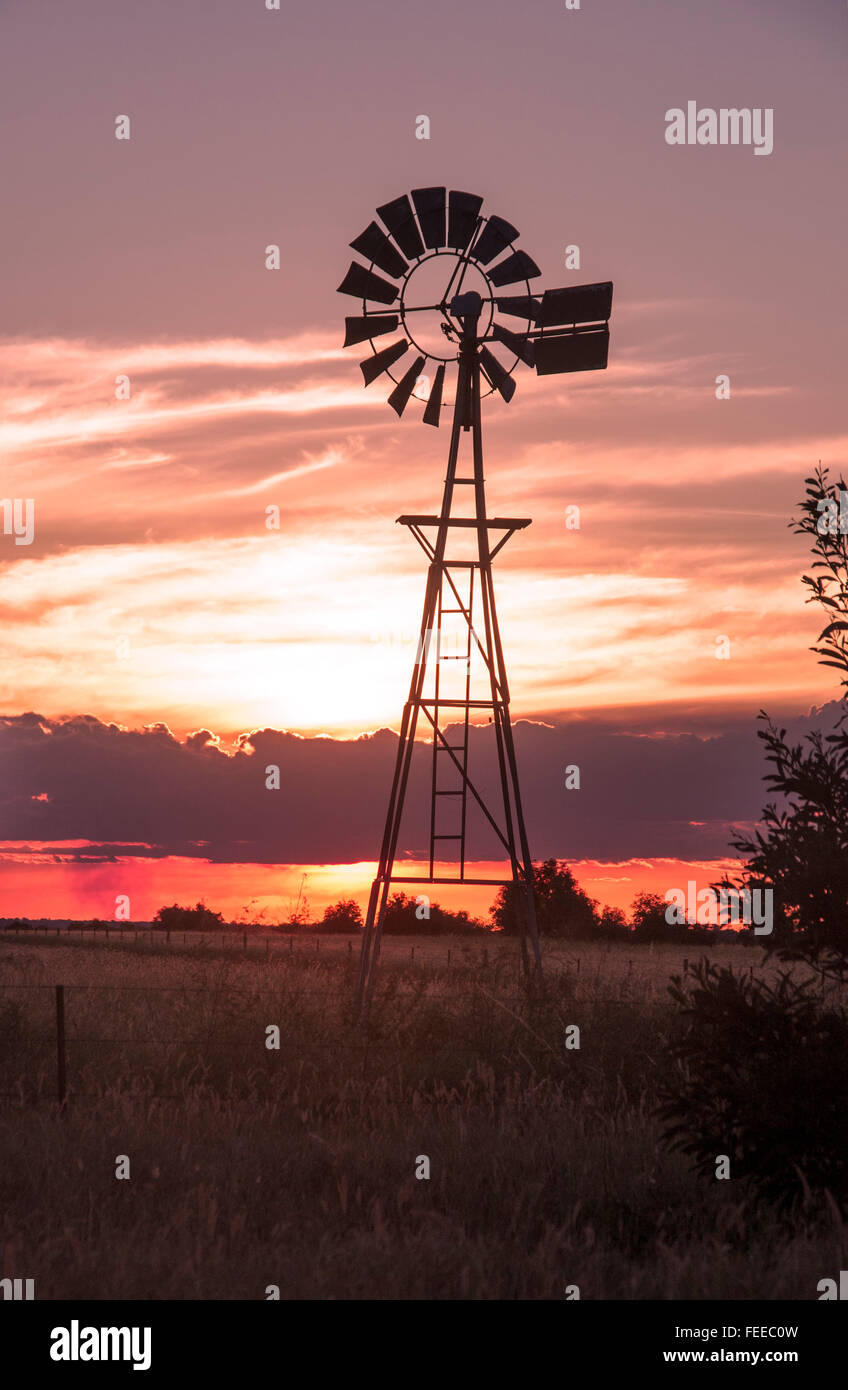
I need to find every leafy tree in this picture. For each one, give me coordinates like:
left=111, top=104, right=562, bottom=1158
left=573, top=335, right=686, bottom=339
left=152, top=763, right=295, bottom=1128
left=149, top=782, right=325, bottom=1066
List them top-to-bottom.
left=725, top=466, right=848, bottom=979
left=491, top=860, right=598, bottom=939
left=630, top=890, right=678, bottom=942
left=630, top=891, right=715, bottom=944
left=320, top=899, right=363, bottom=932
left=152, top=901, right=225, bottom=932
left=596, top=905, right=629, bottom=939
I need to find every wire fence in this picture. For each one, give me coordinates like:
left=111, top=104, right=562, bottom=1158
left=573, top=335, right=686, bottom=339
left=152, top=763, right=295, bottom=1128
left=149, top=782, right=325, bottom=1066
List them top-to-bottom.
left=0, top=921, right=744, bottom=976
left=0, top=923, right=495, bottom=966
left=1, top=923, right=345, bottom=954
left=2, top=930, right=814, bottom=1109
left=0, top=972, right=665, bottom=1110
left=0, top=980, right=389, bottom=1105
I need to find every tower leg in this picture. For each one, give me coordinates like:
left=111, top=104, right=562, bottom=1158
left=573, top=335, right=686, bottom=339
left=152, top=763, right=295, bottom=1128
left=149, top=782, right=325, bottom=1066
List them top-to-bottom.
left=469, top=345, right=544, bottom=994
left=353, top=570, right=443, bottom=1017
left=499, top=708, right=544, bottom=991
left=354, top=877, right=381, bottom=1009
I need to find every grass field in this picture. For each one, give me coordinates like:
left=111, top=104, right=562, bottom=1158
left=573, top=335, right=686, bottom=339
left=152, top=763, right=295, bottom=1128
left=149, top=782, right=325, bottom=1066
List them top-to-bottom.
left=1, top=932, right=845, bottom=1299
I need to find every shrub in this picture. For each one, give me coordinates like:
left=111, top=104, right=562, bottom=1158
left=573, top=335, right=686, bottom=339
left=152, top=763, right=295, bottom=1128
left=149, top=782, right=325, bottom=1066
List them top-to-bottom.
left=381, top=892, right=483, bottom=935
left=320, top=899, right=363, bottom=932
left=152, top=902, right=226, bottom=932
left=657, top=958, right=848, bottom=1211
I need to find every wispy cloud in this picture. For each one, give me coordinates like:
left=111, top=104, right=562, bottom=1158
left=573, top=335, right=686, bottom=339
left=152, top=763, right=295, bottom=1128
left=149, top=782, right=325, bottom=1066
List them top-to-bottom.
left=0, top=330, right=842, bottom=736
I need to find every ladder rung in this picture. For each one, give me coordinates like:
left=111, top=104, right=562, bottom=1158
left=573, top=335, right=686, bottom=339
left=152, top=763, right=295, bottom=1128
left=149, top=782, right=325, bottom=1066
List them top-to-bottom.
left=453, top=478, right=475, bottom=484
left=440, top=608, right=464, bottom=614
left=440, top=653, right=470, bottom=660
left=421, top=699, right=495, bottom=707
left=435, top=790, right=464, bottom=796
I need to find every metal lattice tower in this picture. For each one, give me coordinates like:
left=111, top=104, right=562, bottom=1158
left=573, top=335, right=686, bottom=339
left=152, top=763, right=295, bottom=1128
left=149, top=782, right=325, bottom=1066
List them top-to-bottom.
left=337, top=187, right=613, bottom=1013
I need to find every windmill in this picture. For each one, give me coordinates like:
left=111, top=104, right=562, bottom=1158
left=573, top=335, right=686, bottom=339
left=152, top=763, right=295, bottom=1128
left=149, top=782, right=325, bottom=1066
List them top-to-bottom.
left=338, top=187, right=613, bottom=1013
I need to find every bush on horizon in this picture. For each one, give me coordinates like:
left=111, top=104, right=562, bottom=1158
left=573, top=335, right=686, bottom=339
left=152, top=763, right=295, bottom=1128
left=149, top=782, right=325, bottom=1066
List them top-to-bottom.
left=152, top=902, right=226, bottom=932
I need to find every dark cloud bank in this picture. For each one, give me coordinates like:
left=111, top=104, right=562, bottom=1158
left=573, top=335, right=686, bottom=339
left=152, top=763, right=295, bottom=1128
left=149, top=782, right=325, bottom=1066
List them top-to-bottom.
left=1, top=705, right=843, bottom=868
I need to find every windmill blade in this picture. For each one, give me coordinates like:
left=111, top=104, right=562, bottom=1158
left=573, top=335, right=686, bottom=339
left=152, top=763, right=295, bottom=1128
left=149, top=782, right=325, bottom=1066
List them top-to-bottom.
left=411, top=187, right=446, bottom=249
left=447, top=190, right=484, bottom=251
left=377, top=193, right=425, bottom=259
left=471, top=214, right=519, bottom=265
left=349, top=222, right=408, bottom=280
left=488, top=250, right=542, bottom=288
left=338, top=261, right=399, bottom=305
left=538, top=282, right=613, bottom=328
left=495, top=294, right=540, bottom=324
left=344, top=314, right=399, bottom=347
left=491, top=321, right=535, bottom=367
left=534, top=325, right=609, bottom=375
left=360, top=339, right=409, bottom=386
left=479, top=347, right=516, bottom=403
left=388, top=355, right=426, bottom=416
left=422, top=363, right=445, bottom=427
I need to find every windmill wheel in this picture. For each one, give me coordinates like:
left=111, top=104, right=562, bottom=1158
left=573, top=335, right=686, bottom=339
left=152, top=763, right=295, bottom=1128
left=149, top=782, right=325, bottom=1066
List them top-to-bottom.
left=337, top=187, right=543, bottom=426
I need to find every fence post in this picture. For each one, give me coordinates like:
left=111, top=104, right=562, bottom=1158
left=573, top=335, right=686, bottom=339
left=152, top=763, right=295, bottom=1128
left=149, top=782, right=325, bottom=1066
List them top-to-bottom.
left=167, top=930, right=171, bottom=946
left=243, top=930, right=247, bottom=952
left=410, top=946, right=414, bottom=961
left=55, top=985, right=67, bottom=1110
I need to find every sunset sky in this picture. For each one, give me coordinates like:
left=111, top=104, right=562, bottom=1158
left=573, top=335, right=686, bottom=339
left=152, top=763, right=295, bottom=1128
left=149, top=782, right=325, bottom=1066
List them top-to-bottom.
left=1, top=0, right=846, bottom=922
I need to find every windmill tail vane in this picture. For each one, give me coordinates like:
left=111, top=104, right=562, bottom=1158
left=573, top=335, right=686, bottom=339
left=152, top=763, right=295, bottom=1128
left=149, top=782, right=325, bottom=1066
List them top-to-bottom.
left=337, top=186, right=613, bottom=1015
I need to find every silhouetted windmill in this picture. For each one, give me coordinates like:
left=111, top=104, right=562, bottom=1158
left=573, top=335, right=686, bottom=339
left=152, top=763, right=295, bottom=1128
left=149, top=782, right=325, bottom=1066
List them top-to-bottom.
left=338, top=187, right=613, bottom=1013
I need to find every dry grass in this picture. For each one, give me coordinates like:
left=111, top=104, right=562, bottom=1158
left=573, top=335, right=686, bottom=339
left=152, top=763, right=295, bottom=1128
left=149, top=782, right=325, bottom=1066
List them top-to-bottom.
left=0, top=935, right=844, bottom=1299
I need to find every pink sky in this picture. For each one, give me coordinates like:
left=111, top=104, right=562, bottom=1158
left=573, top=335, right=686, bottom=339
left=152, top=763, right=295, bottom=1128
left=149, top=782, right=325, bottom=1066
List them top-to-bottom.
left=1, top=0, right=846, bottom=921
left=0, top=847, right=741, bottom=924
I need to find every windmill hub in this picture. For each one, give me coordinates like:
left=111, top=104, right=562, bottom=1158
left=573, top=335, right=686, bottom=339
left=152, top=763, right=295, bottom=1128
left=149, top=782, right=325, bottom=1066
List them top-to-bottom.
left=450, top=290, right=482, bottom=318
